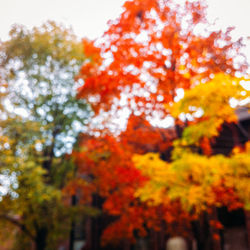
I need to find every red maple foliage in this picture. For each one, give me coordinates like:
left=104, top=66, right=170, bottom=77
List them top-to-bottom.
left=74, top=0, right=248, bottom=246
left=77, top=0, right=246, bottom=116
left=73, top=131, right=193, bottom=245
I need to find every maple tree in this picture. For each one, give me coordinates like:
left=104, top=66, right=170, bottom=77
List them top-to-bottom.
left=75, top=0, right=249, bottom=249
left=78, top=0, right=247, bottom=117
left=133, top=74, right=249, bottom=248
left=134, top=75, right=250, bottom=212
left=72, top=131, right=193, bottom=248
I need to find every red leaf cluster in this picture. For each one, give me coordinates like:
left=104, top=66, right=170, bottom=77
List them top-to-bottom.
left=77, top=0, right=246, bottom=115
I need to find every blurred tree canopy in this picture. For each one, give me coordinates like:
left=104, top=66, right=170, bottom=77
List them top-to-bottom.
left=75, top=0, right=250, bottom=248
left=0, top=21, right=91, bottom=250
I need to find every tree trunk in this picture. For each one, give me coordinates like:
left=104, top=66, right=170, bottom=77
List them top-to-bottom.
left=69, top=195, right=77, bottom=250
left=207, top=208, right=222, bottom=250
left=245, top=210, right=250, bottom=249
left=192, top=212, right=210, bottom=250
left=35, top=227, right=48, bottom=250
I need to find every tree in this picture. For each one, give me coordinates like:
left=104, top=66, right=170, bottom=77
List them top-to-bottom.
left=75, top=0, right=249, bottom=248
left=78, top=0, right=247, bottom=117
left=0, top=21, right=91, bottom=250
left=133, top=74, right=249, bottom=249
left=134, top=74, right=250, bottom=212
left=73, top=131, right=194, bottom=248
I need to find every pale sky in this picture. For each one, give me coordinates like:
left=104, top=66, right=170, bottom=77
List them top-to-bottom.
left=0, top=0, right=249, bottom=61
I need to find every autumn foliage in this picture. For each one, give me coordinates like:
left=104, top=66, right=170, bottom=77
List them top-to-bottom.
left=74, top=0, right=249, bottom=247
left=78, top=0, right=246, bottom=115
left=73, top=130, right=195, bottom=245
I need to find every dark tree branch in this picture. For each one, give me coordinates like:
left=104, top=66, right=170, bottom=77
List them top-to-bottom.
left=0, top=214, right=35, bottom=240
